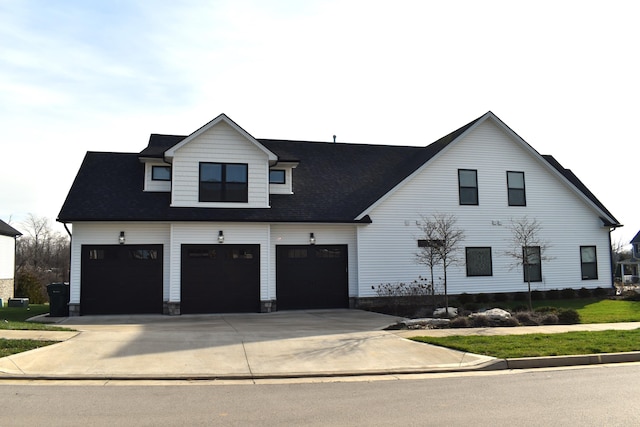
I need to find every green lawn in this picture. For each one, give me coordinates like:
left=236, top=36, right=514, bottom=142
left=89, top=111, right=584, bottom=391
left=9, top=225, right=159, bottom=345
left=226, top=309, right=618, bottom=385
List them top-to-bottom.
left=496, top=298, right=640, bottom=324
left=0, top=305, right=72, bottom=331
left=412, top=329, right=640, bottom=358
left=0, top=338, right=58, bottom=357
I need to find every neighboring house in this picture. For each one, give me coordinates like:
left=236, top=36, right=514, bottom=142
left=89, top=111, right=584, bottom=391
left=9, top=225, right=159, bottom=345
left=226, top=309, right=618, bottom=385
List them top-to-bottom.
left=57, top=112, right=622, bottom=316
left=0, top=219, right=21, bottom=304
left=618, top=230, right=640, bottom=285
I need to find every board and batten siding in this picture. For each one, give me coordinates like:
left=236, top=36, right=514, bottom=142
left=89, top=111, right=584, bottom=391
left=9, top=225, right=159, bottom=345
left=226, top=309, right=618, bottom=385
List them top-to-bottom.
left=358, top=119, right=613, bottom=297
left=170, top=121, right=270, bottom=208
left=69, top=223, right=171, bottom=304
left=168, top=223, right=270, bottom=302
left=270, top=224, right=358, bottom=300
left=0, top=235, right=16, bottom=279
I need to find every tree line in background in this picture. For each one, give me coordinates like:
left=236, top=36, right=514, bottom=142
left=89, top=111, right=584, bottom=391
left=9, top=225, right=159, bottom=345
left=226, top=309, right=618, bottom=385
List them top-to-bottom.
left=13, top=214, right=70, bottom=303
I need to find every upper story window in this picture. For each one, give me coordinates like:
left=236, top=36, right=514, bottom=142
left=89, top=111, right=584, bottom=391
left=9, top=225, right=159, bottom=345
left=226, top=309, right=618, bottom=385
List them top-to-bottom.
left=199, top=162, right=248, bottom=203
left=152, top=166, right=171, bottom=181
left=269, top=169, right=286, bottom=184
left=458, top=169, right=478, bottom=205
left=507, top=171, right=526, bottom=206
left=523, top=246, right=542, bottom=282
left=580, top=246, right=598, bottom=280
left=466, top=247, right=493, bottom=276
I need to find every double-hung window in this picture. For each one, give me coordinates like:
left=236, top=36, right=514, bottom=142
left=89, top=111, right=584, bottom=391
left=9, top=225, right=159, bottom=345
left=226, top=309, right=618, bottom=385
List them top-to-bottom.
left=199, top=162, right=248, bottom=202
left=458, top=169, right=478, bottom=205
left=507, top=171, right=526, bottom=206
left=523, top=246, right=542, bottom=282
left=580, top=246, right=598, bottom=280
left=466, top=247, right=493, bottom=276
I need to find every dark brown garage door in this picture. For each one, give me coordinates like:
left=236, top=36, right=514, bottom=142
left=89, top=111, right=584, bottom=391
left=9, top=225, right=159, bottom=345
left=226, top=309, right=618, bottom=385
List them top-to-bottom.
left=181, top=244, right=260, bottom=314
left=81, top=245, right=163, bottom=315
left=276, top=245, right=348, bottom=310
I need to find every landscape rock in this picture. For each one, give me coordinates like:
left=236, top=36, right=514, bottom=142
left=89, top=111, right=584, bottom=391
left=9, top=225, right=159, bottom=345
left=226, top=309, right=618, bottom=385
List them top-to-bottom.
left=433, top=307, right=458, bottom=318
left=470, top=308, right=511, bottom=321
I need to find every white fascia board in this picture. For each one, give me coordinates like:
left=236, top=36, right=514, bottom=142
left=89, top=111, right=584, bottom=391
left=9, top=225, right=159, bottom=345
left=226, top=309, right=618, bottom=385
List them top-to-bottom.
left=164, top=113, right=278, bottom=164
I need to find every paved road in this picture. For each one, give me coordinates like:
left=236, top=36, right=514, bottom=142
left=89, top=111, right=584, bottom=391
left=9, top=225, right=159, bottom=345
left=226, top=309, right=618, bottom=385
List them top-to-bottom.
left=1, top=364, right=639, bottom=426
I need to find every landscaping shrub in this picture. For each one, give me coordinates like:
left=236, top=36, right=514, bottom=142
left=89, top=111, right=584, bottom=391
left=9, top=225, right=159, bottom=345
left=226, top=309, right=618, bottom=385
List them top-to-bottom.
left=15, top=272, right=47, bottom=304
left=577, top=287, right=592, bottom=298
left=560, top=288, right=576, bottom=299
left=545, top=289, right=560, bottom=299
left=531, top=290, right=545, bottom=300
left=457, top=293, right=473, bottom=305
left=475, top=293, right=491, bottom=304
left=534, top=306, right=559, bottom=314
left=557, top=308, right=580, bottom=324
left=515, top=312, right=537, bottom=326
left=540, top=313, right=559, bottom=325
left=469, top=315, right=491, bottom=328
left=449, top=317, right=470, bottom=328
left=499, top=317, right=520, bottom=327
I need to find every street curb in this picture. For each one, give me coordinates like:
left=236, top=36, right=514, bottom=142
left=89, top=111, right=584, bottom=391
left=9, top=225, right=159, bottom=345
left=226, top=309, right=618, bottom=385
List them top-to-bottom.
left=0, top=353, right=638, bottom=382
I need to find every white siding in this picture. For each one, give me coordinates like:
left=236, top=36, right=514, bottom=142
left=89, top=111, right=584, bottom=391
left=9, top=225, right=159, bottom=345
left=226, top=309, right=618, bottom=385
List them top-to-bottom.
left=358, top=120, right=613, bottom=296
left=170, top=121, right=270, bottom=208
left=143, top=161, right=172, bottom=192
left=69, top=223, right=171, bottom=304
left=168, top=223, right=270, bottom=302
left=270, top=224, right=359, bottom=299
left=0, top=235, right=15, bottom=279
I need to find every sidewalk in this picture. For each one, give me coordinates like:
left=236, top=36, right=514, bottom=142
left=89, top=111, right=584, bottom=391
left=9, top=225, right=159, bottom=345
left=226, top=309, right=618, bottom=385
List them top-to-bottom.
left=0, top=311, right=637, bottom=380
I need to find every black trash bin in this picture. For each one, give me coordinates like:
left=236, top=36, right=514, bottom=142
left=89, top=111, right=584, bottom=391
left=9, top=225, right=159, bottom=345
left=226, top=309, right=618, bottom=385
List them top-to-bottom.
left=47, top=283, right=70, bottom=317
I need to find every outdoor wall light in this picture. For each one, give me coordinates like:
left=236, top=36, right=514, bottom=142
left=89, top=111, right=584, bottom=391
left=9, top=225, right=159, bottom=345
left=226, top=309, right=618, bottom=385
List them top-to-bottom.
left=218, top=230, right=225, bottom=244
left=119, top=231, right=125, bottom=245
left=309, top=232, right=316, bottom=245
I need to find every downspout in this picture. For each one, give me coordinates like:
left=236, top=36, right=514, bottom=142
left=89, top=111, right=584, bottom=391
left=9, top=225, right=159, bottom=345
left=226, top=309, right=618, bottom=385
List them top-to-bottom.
left=63, top=223, right=72, bottom=283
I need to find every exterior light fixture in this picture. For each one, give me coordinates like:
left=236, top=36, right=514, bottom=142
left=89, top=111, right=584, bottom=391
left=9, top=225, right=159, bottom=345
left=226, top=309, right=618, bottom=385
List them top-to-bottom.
left=218, top=230, right=224, bottom=244
left=119, top=231, right=125, bottom=245
left=309, top=233, right=316, bottom=245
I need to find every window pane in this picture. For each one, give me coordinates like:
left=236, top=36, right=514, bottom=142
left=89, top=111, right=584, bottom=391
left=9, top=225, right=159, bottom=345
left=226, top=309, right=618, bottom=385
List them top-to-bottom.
left=201, top=163, right=222, bottom=182
left=226, top=164, right=247, bottom=183
left=152, top=166, right=171, bottom=181
left=269, top=170, right=286, bottom=184
left=459, top=170, right=477, bottom=186
left=507, top=171, right=524, bottom=189
left=200, top=182, right=222, bottom=201
left=225, top=182, right=248, bottom=202
left=460, top=187, right=478, bottom=205
left=508, top=189, right=526, bottom=206
left=523, top=246, right=542, bottom=282
left=581, top=246, right=596, bottom=263
left=466, top=247, right=492, bottom=276
left=582, top=263, right=597, bottom=280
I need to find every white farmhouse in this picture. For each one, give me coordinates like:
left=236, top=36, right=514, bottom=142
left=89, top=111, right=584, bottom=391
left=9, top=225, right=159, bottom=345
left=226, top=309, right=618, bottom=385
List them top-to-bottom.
left=57, top=112, right=621, bottom=315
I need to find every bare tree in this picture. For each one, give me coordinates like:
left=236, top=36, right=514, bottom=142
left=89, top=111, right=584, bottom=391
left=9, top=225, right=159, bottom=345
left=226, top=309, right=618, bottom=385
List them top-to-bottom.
left=416, top=213, right=465, bottom=315
left=15, top=214, right=70, bottom=302
left=415, top=216, right=441, bottom=301
left=505, top=217, right=553, bottom=311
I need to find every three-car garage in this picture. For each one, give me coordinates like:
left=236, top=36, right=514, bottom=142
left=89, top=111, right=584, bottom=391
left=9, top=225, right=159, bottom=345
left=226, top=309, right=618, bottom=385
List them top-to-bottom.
left=80, top=243, right=349, bottom=315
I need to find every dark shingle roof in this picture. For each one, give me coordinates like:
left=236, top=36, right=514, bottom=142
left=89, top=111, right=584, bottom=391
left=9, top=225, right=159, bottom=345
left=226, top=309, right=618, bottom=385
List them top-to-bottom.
left=57, top=113, right=620, bottom=226
left=0, top=220, right=21, bottom=237
left=631, top=230, right=640, bottom=244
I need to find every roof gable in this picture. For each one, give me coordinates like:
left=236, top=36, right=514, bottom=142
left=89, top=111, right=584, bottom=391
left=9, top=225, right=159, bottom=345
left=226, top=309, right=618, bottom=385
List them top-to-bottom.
left=163, top=114, right=277, bottom=163
left=0, top=219, right=21, bottom=237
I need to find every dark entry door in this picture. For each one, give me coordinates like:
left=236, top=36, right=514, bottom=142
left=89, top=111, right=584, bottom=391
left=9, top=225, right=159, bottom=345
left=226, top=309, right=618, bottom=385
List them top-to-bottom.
left=181, top=244, right=260, bottom=314
left=81, top=245, right=163, bottom=315
left=276, top=245, right=348, bottom=310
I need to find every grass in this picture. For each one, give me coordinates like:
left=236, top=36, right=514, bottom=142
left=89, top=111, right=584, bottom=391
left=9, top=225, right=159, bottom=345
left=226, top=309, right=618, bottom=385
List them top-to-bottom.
left=496, top=298, right=640, bottom=324
left=0, top=305, right=73, bottom=331
left=412, top=329, right=640, bottom=358
left=0, top=338, right=58, bottom=357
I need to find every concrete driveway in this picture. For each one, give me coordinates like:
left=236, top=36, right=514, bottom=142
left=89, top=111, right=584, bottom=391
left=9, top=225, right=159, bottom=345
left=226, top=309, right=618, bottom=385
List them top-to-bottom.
left=0, top=310, right=492, bottom=379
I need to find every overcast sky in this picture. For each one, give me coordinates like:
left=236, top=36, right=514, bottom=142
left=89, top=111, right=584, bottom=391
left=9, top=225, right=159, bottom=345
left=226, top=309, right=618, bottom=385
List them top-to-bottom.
left=1, top=0, right=638, bottom=245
